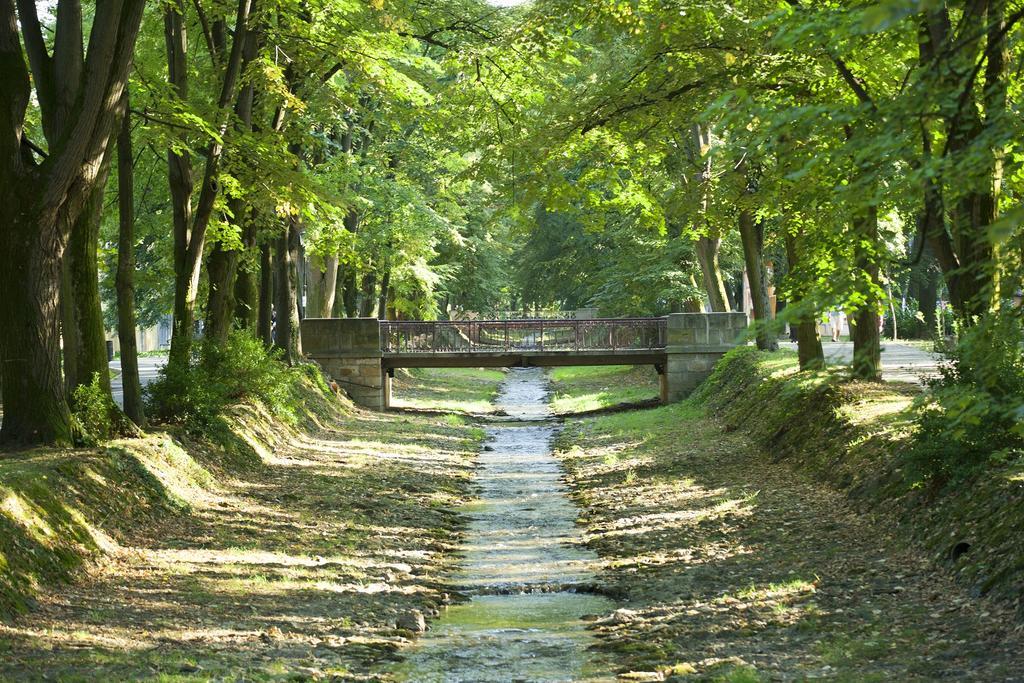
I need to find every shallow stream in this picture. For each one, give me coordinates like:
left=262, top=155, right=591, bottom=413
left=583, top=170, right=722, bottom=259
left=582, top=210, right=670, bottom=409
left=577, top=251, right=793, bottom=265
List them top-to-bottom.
left=395, top=367, right=613, bottom=682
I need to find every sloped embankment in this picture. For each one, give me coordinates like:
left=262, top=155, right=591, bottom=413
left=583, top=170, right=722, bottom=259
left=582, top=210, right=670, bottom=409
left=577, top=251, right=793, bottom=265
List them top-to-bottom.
left=697, top=347, right=1024, bottom=608
left=553, top=349, right=1024, bottom=680
left=0, top=368, right=496, bottom=680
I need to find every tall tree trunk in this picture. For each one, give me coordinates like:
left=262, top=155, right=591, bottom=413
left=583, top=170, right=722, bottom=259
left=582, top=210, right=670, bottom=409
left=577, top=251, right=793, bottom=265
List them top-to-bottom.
left=0, top=0, right=145, bottom=445
left=165, top=0, right=254, bottom=369
left=165, top=0, right=195, bottom=370
left=917, top=4, right=1002, bottom=320
left=116, top=99, right=145, bottom=426
left=688, top=122, right=730, bottom=312
left=64, top=154, right=115, bottom=398
left=850, top=205, right=881, bottom=380
left=0, top=206, right=75, bottom=445
left=738, top=207, right=777, bottom=351
left=273, top=219, right=302, bottom=363
left=286, top=219, right=303, bottom=359
left=234, top=221, right=258, bottom=330
left=784, top=232, right=824, bottom=371
left=273, top=234, right=290, bottom=355
left=695, top=236, right=729, bottom=311
left=258, top=242, right=273, bottom=345
left=205, top=245, right=238, bottom=344
left=306, top=254, right=323, bottom=320
left=308, top=254, right=339, bottom=318
left=321, top=255, right=339, bottom=318
left=377, top=267, right=391, bottom=320
left=341, top=268, right=359, bottom=318
left=358, top=270, right=377, bottom=318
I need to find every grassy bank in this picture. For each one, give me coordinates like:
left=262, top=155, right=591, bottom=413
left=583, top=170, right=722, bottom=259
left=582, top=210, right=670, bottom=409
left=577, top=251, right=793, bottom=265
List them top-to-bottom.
left=698, top=348, right=1024, bottom=606
left=554, top=349, right=1024, bottom=680
left=548, top=365, right=660, bottom=413
left=0, top=366, right=501, bottom=680
left=390, top=367, right=506, bottom=414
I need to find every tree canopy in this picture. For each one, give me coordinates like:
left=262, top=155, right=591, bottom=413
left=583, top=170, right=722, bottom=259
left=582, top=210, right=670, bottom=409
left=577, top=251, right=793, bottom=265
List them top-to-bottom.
left=1, top=0, right=1022, bottom=446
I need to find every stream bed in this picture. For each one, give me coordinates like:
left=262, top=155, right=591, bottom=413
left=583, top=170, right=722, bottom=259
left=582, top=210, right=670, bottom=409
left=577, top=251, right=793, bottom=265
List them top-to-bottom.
left=394, top=367, right=614, bottom=682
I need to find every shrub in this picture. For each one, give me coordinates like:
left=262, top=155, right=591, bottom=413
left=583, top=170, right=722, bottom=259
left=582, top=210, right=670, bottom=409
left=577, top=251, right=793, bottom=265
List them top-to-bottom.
left=888, top=298, right=928, bottom=339
left=904, top=313, right=1024, bottom=486
left=146, top=332, right=293, bottom=429
left=70, top=373, right=116, bottom=446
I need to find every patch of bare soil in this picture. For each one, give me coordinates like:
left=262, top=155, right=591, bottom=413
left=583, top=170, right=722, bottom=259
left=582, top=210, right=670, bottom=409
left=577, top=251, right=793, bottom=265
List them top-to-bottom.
left=555, top=404, right=1024, bottom=681
left=0, top=408, right=484, bottom=681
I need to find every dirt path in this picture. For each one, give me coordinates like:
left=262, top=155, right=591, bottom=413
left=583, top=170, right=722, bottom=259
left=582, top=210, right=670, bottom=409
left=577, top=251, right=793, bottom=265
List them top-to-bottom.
left=555, top=402, right=1024, bottom=681
left=0, top=407, right=484, bottom=681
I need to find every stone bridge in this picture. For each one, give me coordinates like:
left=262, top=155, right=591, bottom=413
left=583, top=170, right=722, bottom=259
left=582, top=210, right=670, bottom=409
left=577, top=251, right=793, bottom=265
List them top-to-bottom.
left=300, top=313, right=748, bottom=409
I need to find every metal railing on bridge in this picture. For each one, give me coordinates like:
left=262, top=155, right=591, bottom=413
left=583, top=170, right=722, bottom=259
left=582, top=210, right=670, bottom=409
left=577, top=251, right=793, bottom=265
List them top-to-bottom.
left=381, top=318, right=667, bottom=354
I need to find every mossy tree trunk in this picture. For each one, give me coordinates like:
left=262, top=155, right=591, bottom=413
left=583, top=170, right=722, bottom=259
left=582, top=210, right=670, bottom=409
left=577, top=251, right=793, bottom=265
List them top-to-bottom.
left=0, top=0, right=145, bottom=445
left=116, top=98, right=146, bottom=427
left=64, top=154, right=116, bottom=399
left=738, top=209, right=777, bottom=351
left=273, top=218, right=302, bottom=364
left=784, top=233, right=824, bottom=371
left=258, top=242, right=274, bottom=346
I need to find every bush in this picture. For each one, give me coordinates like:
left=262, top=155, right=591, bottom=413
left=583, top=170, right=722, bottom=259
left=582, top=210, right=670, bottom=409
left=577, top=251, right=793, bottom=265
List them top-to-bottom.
left=888, top=298, right=929, bottom=339
left=905, top=313, right=1024, bottom=486
left=146, top=332, right=293, bottom=429
left=71, top=373, right=116, bottom=446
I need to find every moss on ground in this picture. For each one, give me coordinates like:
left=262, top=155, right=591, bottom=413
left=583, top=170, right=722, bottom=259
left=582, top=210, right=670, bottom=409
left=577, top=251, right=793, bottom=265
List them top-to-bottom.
left=554, top=349, right=1024, bottom=680
left=0, top=365, right=502, bottom=680
left=549, top=365, right=660, bottom=413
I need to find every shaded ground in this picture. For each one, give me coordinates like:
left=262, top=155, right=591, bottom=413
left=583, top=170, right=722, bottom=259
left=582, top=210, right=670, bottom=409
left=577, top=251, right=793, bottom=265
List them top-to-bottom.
left=0, top=376, right=500, bottom=681
left=554, top=399, right=1024, bottom=681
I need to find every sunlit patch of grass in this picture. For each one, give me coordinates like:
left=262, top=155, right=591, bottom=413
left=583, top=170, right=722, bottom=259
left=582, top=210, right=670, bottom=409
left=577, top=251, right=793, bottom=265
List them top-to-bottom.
left=549, top=365, right=659, bottom=413
left=391, top=367, right=505, bottom=414
left=734, top=578, right=816, bottom=601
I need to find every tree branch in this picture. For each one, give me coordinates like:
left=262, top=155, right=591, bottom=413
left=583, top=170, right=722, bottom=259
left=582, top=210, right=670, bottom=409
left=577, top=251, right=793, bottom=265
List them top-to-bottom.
left=0, top=0, right=31, bottom=169
left=13, top=0, right=53, bottom=108
left=580, top=79, right=707, bottom=134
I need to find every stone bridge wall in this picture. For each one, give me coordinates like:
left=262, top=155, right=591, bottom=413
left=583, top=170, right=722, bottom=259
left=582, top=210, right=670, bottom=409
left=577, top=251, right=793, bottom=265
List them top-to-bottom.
left=662, top=312, right=749, bottom=402
left=301, top=313, right=749, bottom=409
left=301, top=318, right=389, bottom=409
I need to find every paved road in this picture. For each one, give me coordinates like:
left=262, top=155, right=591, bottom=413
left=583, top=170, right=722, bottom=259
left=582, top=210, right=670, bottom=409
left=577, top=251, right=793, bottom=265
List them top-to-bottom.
left=781, top=340, right=941, bottom=384
left=110, top=354, right=166, bottom=408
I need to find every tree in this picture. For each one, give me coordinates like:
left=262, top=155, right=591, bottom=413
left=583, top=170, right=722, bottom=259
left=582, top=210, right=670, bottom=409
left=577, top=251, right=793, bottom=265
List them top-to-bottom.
left=0, top=0, right=146, bottom=445
left=116, top=95, right=146, bottom=427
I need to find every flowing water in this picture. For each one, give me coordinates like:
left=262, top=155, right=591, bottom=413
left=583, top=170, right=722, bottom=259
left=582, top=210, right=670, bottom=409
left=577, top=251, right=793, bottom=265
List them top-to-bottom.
left=394, top=367, right=614, bottom=682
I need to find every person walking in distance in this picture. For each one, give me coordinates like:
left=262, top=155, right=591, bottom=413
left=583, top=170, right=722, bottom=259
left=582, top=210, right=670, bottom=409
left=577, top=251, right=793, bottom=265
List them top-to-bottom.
left=829, top=309, right=844, bottom=342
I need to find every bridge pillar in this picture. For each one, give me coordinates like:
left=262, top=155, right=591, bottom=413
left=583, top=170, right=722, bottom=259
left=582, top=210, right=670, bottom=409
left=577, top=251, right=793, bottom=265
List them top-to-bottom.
left=663, top=312, right=748, bottom=402
left=301, top=318, right=386, bottom=409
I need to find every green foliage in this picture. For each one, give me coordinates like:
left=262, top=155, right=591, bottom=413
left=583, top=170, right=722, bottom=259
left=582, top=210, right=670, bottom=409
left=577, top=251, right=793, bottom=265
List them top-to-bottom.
left=889, top=298, right=928, bottom=340
left=905, top=315, right=1024, bottom=485
left=145, top=332, right=293, bottom=429
left=70, top=374, right=116, bottom=447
